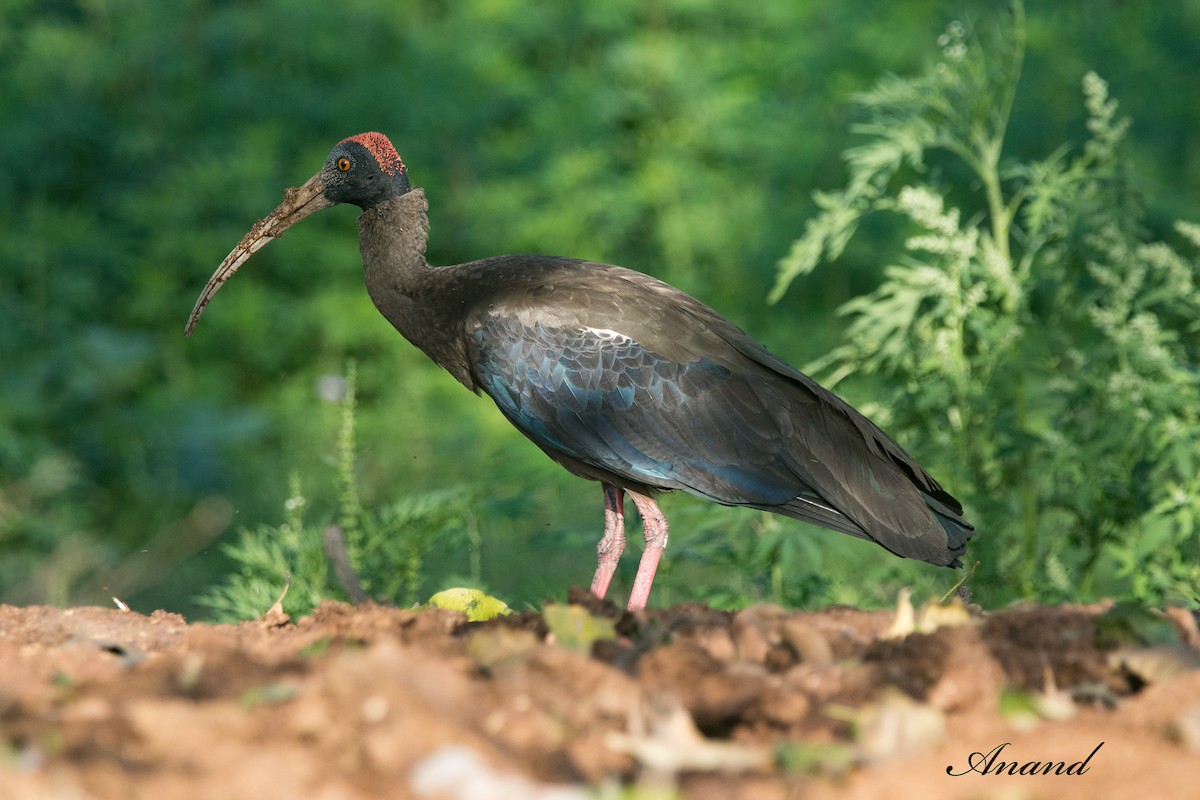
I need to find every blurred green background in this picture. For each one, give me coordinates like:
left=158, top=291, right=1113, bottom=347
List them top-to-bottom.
left=2, top=0, right=1197, bottom=617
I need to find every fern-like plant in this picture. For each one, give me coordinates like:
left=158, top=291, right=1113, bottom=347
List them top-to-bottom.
left=772, top=0, right=1200, bottom=605
left=199, top=363, right=481, bottom=621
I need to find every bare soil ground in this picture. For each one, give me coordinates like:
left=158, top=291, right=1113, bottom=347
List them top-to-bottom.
left=2, top=592, right=1199, bottom=800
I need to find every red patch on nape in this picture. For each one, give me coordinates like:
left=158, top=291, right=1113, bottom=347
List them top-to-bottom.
left=342, top=132, right=405, bottom=176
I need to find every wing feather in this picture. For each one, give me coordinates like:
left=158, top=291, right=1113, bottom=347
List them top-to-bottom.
left=461, top=259, right=972, bottom=565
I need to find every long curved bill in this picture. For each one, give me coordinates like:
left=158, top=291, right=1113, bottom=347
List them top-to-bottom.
left=184, top=172, right=333, bottom=336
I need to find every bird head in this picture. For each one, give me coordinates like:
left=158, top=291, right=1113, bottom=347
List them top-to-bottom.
left=184, top=132, right=410, bottom=335
left=322, top=132, right=412, bottom=210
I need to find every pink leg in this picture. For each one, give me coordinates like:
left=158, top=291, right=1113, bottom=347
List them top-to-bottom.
left=590, top=484, right=626, bottom=600
left=625, top=490, right=669, bottom=611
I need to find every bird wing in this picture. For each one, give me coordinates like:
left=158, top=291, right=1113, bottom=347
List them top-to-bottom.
left=461, top=258, right=970, bottom=565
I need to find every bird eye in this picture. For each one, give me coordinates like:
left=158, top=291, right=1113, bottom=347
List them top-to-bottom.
left=336, top=157, right=352, bottom=172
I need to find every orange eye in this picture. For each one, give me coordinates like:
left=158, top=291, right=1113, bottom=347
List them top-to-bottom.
left=336, top=157, right=351, bottom=172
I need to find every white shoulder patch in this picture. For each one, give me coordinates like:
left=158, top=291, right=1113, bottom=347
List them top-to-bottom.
left=584, top=326, right=633, bottom=343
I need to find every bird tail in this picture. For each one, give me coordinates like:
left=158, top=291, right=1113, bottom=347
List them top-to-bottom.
left=757, top=486, right=974, bottom=568
left=922, top=491, right=974, bottom=567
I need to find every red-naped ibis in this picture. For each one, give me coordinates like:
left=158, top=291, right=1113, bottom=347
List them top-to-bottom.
left=186, top=132, right=973, bottom=610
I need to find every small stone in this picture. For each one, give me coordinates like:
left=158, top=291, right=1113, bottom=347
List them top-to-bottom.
left=731, top=616, right=771, bottom=664
left=782, top=621, right=833, bottom=668
left=697, top=628, right=737, bottom=664
left=756, top=683, right=811, bottom=727
left=361, top=695, right=389, bottom=724
left=1169, top=706, right=1200, bottom=752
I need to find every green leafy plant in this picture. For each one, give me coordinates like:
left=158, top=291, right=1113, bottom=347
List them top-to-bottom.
left=771, top=0, right=1200, bottom=605
left=4, top=1, right=1197, bottom=614
left=200, top=363, right=481, bottom=621
left=199, top=472, right=325, bottom=621
left=670, top=504, right=832, bottom=609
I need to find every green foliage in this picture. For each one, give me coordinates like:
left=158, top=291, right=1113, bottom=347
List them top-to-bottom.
left=2, top=0, right=1198, bottom=613
left=2, top=0, right=944, bottom=613
left=772, top=0, right=1200, bottom=606
left=200, top=365, right=478, bottom=621
left=199, top=472, right=325, bottom=622
left=352, top=490, right=480, bottom=608
left=669, top=505, right=833, bottom=609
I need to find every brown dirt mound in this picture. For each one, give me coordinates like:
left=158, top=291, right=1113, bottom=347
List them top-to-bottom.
left=2, top=593, right=1198, bottom=799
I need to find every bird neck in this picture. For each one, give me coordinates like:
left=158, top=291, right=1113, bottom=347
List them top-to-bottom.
left=356, top=188, right=477, bottom=388
left=358, top=188, right=431, bottom=286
